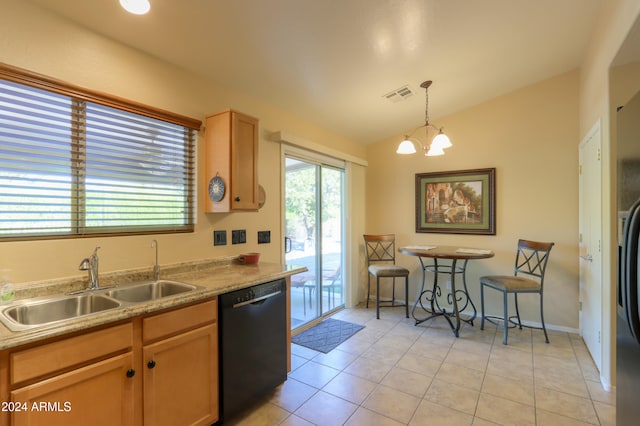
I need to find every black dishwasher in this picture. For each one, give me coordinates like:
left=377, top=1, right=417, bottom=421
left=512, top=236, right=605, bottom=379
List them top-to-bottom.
left=218, top=279, right=287, bottom=422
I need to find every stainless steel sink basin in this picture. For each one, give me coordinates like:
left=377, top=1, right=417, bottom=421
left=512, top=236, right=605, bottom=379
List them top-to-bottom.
left=0, top=279, right=200, bottom=332
left=105, top=280, right=197, bottom=303
left=0, top=294, right=121, bottom=331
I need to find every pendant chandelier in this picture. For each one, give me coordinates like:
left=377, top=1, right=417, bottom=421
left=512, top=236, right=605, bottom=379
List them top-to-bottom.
left=396, top=80, right=452, bottom=156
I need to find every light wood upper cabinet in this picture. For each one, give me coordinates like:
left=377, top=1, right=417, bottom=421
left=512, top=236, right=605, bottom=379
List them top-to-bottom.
left=204, top=109, right=259, bottom=212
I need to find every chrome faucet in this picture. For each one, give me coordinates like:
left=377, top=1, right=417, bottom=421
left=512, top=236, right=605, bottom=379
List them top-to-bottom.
left=151, top=240, right=160, bottom=281
left=79, top=246, right=101, bottom=290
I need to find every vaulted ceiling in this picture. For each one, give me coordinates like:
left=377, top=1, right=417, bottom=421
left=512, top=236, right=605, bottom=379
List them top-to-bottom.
left=26, top=0, right=603, bottom=144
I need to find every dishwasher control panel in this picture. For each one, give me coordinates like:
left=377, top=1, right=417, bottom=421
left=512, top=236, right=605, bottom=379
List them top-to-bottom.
left=222, top=279, right=286, bottom=308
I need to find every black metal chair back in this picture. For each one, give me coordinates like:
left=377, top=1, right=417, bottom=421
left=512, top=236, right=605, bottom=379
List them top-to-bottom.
left=365, top=234, right=397, bottom=265
left=514, top=239, right=554, bottom=283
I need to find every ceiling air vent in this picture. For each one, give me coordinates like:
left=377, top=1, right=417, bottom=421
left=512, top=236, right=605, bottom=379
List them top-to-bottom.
left=383, top=85, right=414, bottom=103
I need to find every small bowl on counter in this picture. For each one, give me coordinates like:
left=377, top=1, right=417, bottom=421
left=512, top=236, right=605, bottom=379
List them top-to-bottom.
left=236, top=253, right=260, bottom=265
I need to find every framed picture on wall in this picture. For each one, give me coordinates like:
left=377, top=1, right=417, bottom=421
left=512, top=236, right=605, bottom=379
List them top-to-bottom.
left=415, top=168, right=496, bottom=235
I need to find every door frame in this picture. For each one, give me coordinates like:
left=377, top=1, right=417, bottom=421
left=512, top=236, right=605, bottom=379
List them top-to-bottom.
left=578, top=119, right=603, bottom=373
left=282, top=145, right=347, bottom=330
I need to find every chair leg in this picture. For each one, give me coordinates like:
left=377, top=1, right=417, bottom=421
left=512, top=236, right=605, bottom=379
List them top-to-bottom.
left=366, top=274, right=371, bottom=309
left=376, top=276, right=380, bottom=319
left=404, top=276, right=409, bottom=318
left=391, top=277, right=396, bottom=307
left=480, top=283, right=485, bottom=330
left=331, top=286, right=335, bottom=309
left=503, top=291, right=509, bottom=345
left=514, top=293, right=523, bottom=329
left=540, top=293, right=549, bottom=343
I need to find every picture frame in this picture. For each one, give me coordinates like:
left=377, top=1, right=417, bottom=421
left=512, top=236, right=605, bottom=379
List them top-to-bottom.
left=415, top=168, right=496, bottom=235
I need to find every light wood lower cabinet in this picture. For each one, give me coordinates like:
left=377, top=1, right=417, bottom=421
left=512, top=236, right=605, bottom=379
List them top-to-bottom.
left=1, top=297, right=218, bottom=426
left=141, top=298, right=218, bottom=426
left=7, top=323, right=135, bottom=426
left=142, top=324, right=218, bottom=426
left=11, top=352, right=135, bottom=426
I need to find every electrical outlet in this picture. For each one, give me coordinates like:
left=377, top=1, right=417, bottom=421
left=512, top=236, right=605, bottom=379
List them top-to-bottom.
left=232, top=229, right=246, bottom=244
left=213, top=230, right=227, bottom=246
left=257, top=230, right=270, bottom=244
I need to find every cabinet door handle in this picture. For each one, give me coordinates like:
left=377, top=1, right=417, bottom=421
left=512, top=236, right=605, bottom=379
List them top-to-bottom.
left=235, top=196, right=240, bottom=202
left=147, top=360, right=156, bottom=369
left=126, top=369, right=136, bottom=378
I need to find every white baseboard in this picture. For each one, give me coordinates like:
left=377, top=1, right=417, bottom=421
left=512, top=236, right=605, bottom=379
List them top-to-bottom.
left=370, top=299, right=581, bottom=335
left=456, top=308, right=580, bottom=334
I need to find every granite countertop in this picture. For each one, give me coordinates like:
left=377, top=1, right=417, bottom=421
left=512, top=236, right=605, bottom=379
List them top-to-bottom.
left=0, top=258, right=306, bottom=350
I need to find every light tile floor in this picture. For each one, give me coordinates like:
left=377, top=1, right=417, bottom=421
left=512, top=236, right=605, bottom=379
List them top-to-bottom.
left=226, top=306, right=616, bottom=426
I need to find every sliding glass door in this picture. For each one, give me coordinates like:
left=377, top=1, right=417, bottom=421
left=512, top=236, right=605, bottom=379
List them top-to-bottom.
left=285, top=154, right=344, bottom=330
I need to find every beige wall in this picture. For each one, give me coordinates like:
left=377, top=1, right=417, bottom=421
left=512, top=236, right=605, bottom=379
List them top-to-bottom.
left=0, top=0, right=366, bottom=284
left=3, top=0, right=640, bottom=392
left=578, top=0, right=640, bottom=389
left=610, top=62, right=640, bottom=109
left=365, top=71, right=580, bottom=330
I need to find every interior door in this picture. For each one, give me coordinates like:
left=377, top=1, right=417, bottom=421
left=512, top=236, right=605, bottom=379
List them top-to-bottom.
left=579, top=121, right=603, bottom=371
left=285, top=154, right=345, bottom=330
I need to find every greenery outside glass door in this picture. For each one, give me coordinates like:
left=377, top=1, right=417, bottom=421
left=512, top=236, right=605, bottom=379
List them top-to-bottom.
left=285, top=155, right=344, bottom=330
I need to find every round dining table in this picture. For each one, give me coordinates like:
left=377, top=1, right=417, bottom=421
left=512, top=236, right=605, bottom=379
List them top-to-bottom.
left=398, top=245, right=494, bottom=337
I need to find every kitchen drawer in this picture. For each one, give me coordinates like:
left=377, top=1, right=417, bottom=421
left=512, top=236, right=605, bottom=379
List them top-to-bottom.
left=143, top=298, right=217, bottom=344
left=10, top=322, right=133, bottom=385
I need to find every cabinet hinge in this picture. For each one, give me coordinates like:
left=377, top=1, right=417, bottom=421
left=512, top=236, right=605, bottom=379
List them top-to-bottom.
left=597, top=148, right=601, bottom=161
left=579, top=164, right=582, bottom=175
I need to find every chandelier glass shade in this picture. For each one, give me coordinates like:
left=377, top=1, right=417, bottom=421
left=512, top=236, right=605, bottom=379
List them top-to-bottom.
left=119, top=0, right=151, bottom=15
left=396, top=137, right=417, bottom=154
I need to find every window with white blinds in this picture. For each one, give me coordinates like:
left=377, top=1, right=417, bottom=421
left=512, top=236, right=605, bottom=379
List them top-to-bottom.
left=0, top=64, right=199, bottom=240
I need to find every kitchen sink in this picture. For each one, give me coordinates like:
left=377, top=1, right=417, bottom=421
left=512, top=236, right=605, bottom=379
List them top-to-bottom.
left=0, top=279, right=201, bottom=332
left=105, top=280, right=198, bottom=303
left=0, top=294, right=121, bottom=331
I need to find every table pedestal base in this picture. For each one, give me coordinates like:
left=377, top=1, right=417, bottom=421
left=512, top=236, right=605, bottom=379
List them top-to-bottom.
left=411, top=258, right=477, bottom=337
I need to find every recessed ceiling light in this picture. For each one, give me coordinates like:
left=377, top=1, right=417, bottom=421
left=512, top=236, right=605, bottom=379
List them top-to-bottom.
left=119, top=0, right=150, bottom=15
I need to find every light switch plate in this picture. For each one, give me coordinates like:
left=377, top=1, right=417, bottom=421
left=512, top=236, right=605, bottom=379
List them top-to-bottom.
left=232, top=229, right=246, bottom=244
left=214, top=230, right=227, bottom=246
left=257, top=231, right=270, bottom=244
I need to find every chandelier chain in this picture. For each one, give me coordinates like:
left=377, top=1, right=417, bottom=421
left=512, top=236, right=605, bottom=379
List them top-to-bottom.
left=424, top=87, right=430, bottom=126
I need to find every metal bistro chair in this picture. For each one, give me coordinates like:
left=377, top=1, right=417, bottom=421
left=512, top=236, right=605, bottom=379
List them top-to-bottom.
left=364, top=234, right=409, bottom=319
left=480, top=239, right=554, bottom=345
left=303, top=266, right=343, bottom=311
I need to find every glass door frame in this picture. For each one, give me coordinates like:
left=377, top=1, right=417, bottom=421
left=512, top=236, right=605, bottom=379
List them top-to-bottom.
left=283, top=147, right=346, bottom=331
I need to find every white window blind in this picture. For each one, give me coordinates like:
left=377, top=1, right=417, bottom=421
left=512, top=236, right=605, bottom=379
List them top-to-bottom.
left=0, top=66, right=199, bottom=239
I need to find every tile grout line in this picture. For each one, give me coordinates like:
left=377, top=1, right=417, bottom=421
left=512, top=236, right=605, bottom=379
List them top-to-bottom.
left=277, top=307, right=612, bottom=426
left=569, top=336, right=606, bottom=426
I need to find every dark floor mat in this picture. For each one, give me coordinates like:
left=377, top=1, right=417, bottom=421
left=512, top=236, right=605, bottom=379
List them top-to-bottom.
left=292, top=318, right=365, bottom=353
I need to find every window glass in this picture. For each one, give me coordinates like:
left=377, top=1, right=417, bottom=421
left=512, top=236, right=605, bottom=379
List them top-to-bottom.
left=0, top=75, right=196, bottom=239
